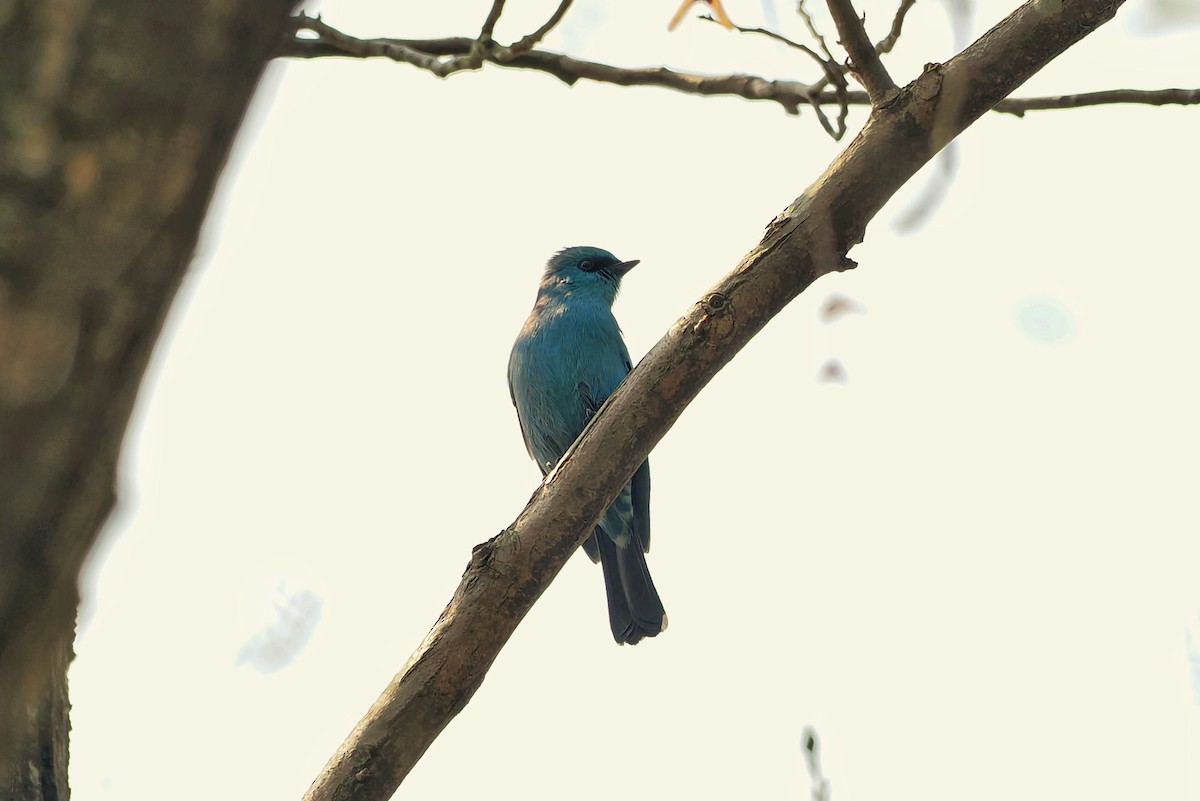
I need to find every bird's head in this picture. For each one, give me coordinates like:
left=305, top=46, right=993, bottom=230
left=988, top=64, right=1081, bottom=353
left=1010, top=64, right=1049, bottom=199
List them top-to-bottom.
left=539, top=246, right=639, bottom=306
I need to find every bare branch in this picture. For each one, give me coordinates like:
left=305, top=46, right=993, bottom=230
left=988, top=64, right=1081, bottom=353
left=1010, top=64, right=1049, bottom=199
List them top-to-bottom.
left=826, top=0, right=898, bottom=103
left=875, top=0, right=918, bottom=56
left=301, top=1, right=1137, bottom=799
left=287, top=15, right=485, bottom=77
left=279, top=27, right=1199, bottom=126
left=281, top=29, right=823, bottom=115
left=504, top=55, right=818, bottom=114
left=994, top=87, right=1200, bottom=116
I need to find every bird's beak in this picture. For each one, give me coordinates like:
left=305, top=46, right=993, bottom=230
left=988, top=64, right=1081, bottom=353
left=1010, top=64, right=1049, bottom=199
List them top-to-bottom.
left=611, top=259, right=640, bottom=278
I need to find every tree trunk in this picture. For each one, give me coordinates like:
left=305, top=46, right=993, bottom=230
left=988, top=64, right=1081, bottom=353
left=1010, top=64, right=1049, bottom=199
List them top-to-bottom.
left=0, top=0, right=297, bottom=782
left=4, top=632, right=72, bottom=801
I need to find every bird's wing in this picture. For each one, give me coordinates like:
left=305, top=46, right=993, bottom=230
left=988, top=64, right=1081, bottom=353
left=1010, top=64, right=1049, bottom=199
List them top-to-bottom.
left=574, top=326, right=632, bottom=417
left=577, top=339, right=651, bottom=552
left=509, top=352, right=568, bottom=473
left=507, top=371, right=538, bottom=465
left=576, top=380, right=602, bottom=420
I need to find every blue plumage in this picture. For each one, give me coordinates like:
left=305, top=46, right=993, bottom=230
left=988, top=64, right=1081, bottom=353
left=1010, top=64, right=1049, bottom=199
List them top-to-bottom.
left=508, top=246, right=666, bottom=645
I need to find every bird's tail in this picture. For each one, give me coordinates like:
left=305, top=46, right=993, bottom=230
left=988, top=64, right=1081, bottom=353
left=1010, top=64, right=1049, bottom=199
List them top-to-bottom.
left=592, top=530, right=667, bottom=645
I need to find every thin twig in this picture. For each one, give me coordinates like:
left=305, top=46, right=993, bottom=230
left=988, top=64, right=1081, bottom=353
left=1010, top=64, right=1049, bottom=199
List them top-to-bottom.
left=479, top=0, right=506, bottom=41
left=502, top=0, right=574, bottom=58
left=794, top=0, right=843, bottom=108
left=796, top=0, right=836, bottom=61
left=796, top=0, right=916, bottom=94
left=825, top=0, right=897, bottom=103
left=875, top=0, right=917, bottom=55
left=717, top=15, right=851, bottom=136
left=716, top=18, right=828, bottom=67
left=805, top=94, right=843, bottom=138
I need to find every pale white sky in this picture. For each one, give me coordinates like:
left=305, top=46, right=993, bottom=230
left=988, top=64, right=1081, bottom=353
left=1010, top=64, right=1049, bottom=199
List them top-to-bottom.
left=69, top=2, right=1199, bottom=800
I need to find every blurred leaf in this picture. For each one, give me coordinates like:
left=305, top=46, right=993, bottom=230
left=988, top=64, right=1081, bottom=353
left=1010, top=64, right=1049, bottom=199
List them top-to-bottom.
left=669, top=0, right=736, bottom=30
left=820, top=294, right=867, bottom=323
left=818, top=358, right=848, bottom=384
left=235, top=584, right=323, bottom=674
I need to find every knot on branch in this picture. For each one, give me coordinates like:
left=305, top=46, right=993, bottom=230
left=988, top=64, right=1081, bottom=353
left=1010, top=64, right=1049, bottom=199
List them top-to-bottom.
left=692, top=292, right=736, bottom=341
left=468, top=536, right=499, bottom=573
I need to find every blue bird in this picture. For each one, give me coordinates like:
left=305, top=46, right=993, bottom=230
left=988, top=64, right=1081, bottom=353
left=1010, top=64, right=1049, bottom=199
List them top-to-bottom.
left=508, top=246, right=667, bottom=645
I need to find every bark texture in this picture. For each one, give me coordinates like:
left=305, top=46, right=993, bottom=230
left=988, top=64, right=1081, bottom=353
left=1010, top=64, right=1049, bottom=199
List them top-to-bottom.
left=0, top=0, right=296, bottom=782
left=301, top=1, right=1126, bottom=800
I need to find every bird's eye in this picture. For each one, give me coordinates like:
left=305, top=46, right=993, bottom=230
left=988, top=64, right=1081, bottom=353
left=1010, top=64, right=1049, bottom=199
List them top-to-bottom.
left=579, top=259, right=595, bottom=272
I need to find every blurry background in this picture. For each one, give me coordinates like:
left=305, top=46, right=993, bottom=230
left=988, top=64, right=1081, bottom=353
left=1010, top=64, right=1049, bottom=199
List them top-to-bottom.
left=69, top=1, right=1200, bottom=799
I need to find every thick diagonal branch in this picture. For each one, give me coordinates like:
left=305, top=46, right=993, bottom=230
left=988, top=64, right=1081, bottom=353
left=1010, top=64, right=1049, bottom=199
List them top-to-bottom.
left=301, top=1, right=1129, bottom=800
